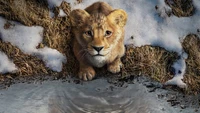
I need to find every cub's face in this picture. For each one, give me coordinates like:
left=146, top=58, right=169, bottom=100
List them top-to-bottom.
left=70, top=9, right=127, bottom=62
left=78, top=14, right=122, bottom=58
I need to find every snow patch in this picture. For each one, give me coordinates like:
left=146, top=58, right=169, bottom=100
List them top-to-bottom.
left=47, top=0, right=76, bottom=18
left=47, top=0, right=63, bottom=8
left=47, top=0, right=63, bottom=18
left=47, top=0, right=78, bottom=8
left=59, top=9, right=67, bottom=17
left=0, top=17, right=66, bottom=72
left=0, top=18, right=42, bottom=54
left=35, top=47, right=67, bottom=72
left=0, top=51, right=17, bottom=74
left=165, top=53, right=188, bottom=88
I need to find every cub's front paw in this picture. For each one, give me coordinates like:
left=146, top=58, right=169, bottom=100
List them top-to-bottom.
left=107, top=61, right=122, bottom=73
left=78, top=67, right=95, bottom=81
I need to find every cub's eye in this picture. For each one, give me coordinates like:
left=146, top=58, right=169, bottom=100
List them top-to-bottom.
left=105, top=30, right=112, bottom=37
left=84, top=31, right=93, bottom=37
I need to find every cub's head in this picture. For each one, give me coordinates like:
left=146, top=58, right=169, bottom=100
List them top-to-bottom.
left=70, top=8, right=127, bottom=58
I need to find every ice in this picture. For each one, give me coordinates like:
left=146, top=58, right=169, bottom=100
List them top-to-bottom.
left=0, top=17, right=66, bottom=72
left=0, top=51, right=17, bottom=74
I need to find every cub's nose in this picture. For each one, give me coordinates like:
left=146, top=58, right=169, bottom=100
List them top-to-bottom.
left=92, top=46, right=104, bottom=52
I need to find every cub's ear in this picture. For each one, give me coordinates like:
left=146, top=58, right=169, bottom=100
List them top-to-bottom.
left=70, top=9, right=90, bottom=27
left=107, top=9, right=127, bottom=27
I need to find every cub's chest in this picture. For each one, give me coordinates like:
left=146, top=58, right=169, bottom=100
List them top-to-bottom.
left=86, top=55, right=108, bottom=68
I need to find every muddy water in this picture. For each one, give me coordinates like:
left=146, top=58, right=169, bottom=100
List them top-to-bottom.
left=0, top=77, right=198, bottom=113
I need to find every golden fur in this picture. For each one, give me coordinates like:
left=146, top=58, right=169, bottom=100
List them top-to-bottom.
left=70, top=2, right=127, bottom=80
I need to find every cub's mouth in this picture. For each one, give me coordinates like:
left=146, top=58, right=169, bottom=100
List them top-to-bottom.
left=87, top=47, right=110, bottom=57
left=93, top=54, right=104, bottom=57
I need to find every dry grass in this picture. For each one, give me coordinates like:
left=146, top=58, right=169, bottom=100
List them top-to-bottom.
left=0, top=0, right=199, bottom=93
left=0, top=0, right=75, bottom=80
left=0, top=0, right=50, bottom=26
left=165, top=0, right=194, bottom=17
left=182, top=35, right=200, bottom=94
left=122, top=45, right=178, bottom=82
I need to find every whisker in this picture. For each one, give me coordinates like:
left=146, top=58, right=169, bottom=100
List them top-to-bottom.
left=77, top=48, right=87, bottom=56
left=80, top=51, right=87, bottom=60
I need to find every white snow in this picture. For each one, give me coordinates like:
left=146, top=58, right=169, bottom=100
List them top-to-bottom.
left=47, top=0, right=77, bottom=18
left=47, top=0, right=63, bottom=8
left=47, top=0, right=77, bottom=8
left=47, top=0, right=63, bottom=18
left=59, top=9, right=67, bottom=17
left=0, top=17, right=66, bottom=72
left=0, top=17, right=43, bottom=54
left=35, top=47, right=67, bottom=72
left=0, top=51, right=17, bottom=74
left=165, top=53, right=188, bottom=88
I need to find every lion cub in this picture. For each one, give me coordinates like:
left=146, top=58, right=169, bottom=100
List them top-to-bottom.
left=70, top=2, right=127, bottom=80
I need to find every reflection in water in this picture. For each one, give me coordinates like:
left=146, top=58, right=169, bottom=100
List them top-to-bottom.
left=0, top=79, right=186, bottom=113
left=47, top=79, right=172, bottom=113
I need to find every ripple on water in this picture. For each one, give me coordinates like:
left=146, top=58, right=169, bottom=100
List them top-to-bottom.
left=0, top=79, right=187, bottom=113
left=48, top=79, right=172, bottom=113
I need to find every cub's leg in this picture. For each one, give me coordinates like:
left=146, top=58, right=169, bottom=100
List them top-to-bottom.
left=73, top=41, right=95, bottom=81
left=107, top=57, right=122, bottom=73
left=78, top=62, right=96, bottom=81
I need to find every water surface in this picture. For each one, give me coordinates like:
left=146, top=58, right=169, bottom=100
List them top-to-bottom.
left=0, top=78, right=198, bottom=113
